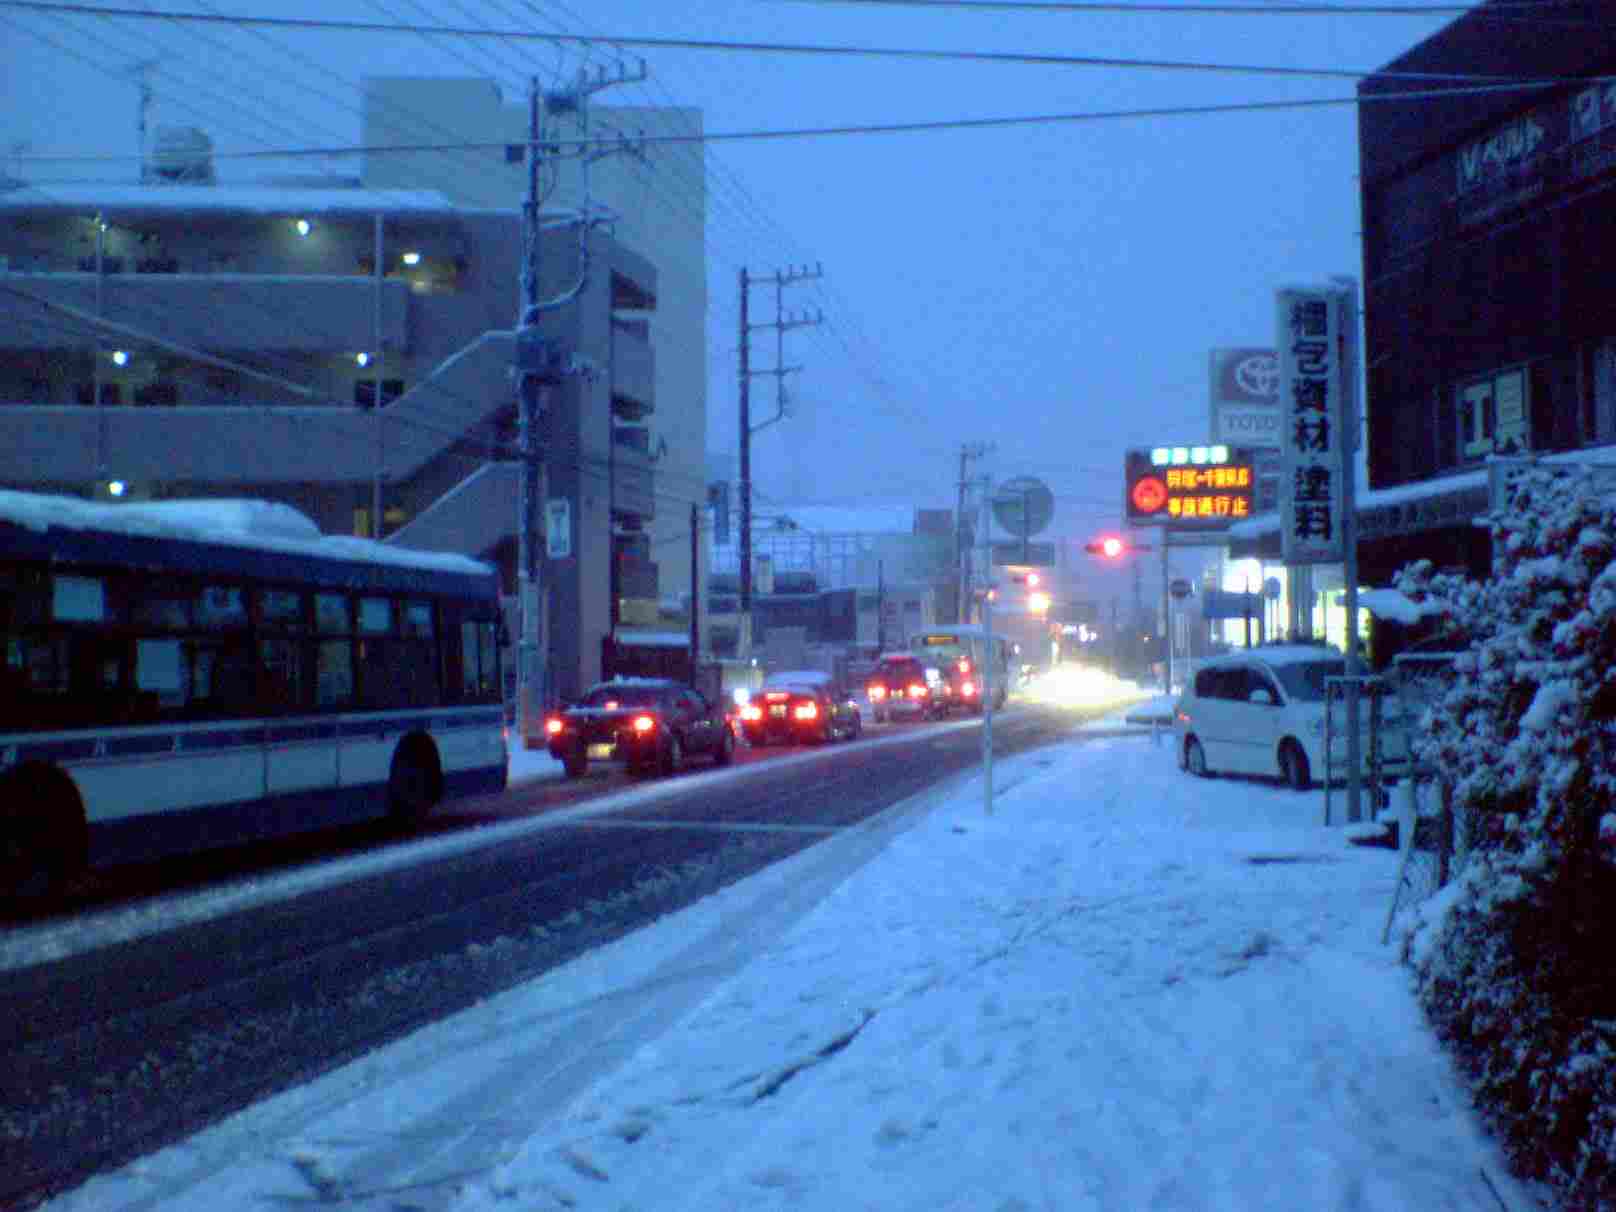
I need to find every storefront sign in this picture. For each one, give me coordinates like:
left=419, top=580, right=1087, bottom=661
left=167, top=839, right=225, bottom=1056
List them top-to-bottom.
left=1277, top=285, right=1354, bottom=565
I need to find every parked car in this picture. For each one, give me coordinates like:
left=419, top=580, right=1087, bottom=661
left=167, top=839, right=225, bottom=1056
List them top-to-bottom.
left=1172, top=645, right=1409, bottom=791
left=866, top=652, right=940, bottom=722
left=739, top=670, right=863, bottom=746
left=544, top=677, right=735, bottom=778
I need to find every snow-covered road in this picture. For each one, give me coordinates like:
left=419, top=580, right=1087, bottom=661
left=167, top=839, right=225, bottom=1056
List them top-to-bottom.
left=33, top=713, right=1541, bottom=1212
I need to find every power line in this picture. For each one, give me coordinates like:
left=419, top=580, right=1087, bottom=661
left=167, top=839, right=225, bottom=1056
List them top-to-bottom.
left=767, top=0, right=1594, bottom=18
left=0, top=2, right=1588, bottom=83
left=10, top=74, right=1573, bottom=174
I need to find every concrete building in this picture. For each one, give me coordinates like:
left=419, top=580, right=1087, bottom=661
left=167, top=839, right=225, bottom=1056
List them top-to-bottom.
left=359, top=77, right=709, bottom=649
left=0, top=176, right=659, bottom=702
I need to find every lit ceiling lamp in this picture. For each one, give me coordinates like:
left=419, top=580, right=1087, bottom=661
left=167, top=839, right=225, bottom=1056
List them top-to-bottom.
left=295, top=218, right=311, bottom=237
left=401, top=251, right=421, bottom=266
left=111, top=350, right=129, bottom=366
left=355, top=352, right=370, bottom=367
left=107, top=480, right=127, bottom=498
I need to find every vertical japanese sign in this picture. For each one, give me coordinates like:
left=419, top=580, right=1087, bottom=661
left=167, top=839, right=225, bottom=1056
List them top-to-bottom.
left=1277, top=285, right=1350, bottom=564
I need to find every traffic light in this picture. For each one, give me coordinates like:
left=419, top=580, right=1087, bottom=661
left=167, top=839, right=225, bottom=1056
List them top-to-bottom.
left=1085, top=535, right=1127, bottom=559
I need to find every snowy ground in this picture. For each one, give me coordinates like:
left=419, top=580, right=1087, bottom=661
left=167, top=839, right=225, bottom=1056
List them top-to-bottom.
left=27, top=684, right=1538, bottom=1212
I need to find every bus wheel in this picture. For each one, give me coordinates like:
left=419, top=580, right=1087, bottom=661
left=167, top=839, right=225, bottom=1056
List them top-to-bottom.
left=387, top=739, right=442, bottom=828
left=0, top=764, right=86, bottom=902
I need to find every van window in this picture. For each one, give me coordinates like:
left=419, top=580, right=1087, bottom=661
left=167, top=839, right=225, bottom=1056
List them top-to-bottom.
left=1273, top=659, right=1344, bottom=702
left=1244, top=668, right=1281, bottom=703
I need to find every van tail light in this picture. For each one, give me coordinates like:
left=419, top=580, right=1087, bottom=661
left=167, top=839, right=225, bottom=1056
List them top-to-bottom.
left=961, top=680, right=976, bottom=697
left=907, top=683, right=928, bottom=699
left=868, top=684, right=887, bottom=701
left=765, top=691, right=790, bottom=702
left=794, top=702, right=819, bottom=721
left=741, top=704, right=763, bottom=722
left=632, top=714, right=657, bottom=734
left=544, top=716, right=564, bottom=736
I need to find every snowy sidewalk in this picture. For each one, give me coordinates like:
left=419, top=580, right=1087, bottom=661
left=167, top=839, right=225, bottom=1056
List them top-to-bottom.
left=41, top=725, right=1534, bottom=1212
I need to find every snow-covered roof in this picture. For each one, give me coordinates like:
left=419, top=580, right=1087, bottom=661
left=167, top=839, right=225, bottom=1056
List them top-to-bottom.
left=0, top=182, right=460, bottom=218
left=0, top=490, right=491, bottom=576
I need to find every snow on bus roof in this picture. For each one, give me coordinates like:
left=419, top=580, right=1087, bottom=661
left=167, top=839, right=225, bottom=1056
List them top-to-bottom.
left=0, top=490, right=492, bottom=577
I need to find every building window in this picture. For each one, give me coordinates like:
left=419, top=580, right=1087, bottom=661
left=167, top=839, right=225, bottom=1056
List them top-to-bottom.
left=1589, top=342, right=1616, bottom=446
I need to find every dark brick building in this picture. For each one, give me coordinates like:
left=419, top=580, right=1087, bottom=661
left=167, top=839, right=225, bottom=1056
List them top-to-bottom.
left=1353, top=0, right=1616, bottom=580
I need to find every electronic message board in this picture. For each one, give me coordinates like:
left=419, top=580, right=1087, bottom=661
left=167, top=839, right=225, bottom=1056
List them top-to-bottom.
left=1124, top=445, right=1256, bottom=528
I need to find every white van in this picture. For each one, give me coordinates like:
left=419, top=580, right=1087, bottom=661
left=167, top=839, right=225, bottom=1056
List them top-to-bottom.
left=1172, top=646, right=1407, bottom=791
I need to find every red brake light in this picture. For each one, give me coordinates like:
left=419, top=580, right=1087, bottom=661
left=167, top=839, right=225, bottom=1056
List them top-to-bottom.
left=958, top=658, right=970, bottom=673
left=961, top=681, right=976, bottom=696
left=907, top=683, right=927, bottom=699
left=868, top=684, right=886, bottom=700
left=765, top=691, right=789, bottom=702
left=794, top=702, right=819, bottom=721
left=741, top=705, right=763, bottom=722
left=632, top=714, right=656, bottom=734
left=544, top=716, right=564, bottom=736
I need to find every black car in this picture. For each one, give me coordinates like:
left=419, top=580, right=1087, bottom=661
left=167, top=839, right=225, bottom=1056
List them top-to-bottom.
left=865, top=653, right=940, bottom=722
left=740, top=670, right=863, bottom=746
left=544, top=678, right=736, bottom=778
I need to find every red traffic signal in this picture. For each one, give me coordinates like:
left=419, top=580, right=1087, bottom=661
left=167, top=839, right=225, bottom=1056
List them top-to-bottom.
left=1085, top=535, right=1127, bottom=559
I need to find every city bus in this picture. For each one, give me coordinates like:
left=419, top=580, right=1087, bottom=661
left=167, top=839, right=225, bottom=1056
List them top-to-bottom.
left=0, top=490, right=507, bottom=898
left=910, top=624, right=1011, bottom=711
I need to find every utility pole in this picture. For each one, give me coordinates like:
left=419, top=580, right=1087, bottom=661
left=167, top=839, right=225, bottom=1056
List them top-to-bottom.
left=512, top=61, right=646, bottom=731
left=515, top=76, right=548, bottom=743
left=372, top=210, right=384, bottom=538
left=737, top=263, right=823, bottom=657
left=739, top=269, right=751, bottom=634
left=956, top=441, right=990, bottom=622
left=689, top=503, right=700, bottom=685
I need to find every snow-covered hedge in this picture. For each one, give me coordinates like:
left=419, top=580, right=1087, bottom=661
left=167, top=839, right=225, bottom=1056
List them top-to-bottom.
left=1394, top=465, right=1616, bottom=1209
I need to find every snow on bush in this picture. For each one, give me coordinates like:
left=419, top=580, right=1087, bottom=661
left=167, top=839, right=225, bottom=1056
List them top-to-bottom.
left=1394, top=466, right=1616, bottom=1209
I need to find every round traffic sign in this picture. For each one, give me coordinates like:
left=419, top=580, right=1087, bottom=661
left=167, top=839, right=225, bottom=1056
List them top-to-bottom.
left=992, top=476, right=1055, bottom=538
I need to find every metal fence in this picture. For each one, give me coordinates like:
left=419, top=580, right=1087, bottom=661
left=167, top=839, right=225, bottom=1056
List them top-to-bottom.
left=1379, top=651, right=1477, bottom=942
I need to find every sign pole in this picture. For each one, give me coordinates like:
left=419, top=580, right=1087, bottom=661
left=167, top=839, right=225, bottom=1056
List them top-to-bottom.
left=1336, top=278, right=1364, bottom=824
left=1162, top=534, right=1172, bottom=694
left=983, top=578, right=995, bottom=816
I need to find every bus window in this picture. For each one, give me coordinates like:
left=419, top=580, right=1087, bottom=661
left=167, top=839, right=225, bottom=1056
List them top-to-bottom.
left=53, top=575, right=108, bottom=623
left=198, top=585, right=247, bottom=629
left=132, top=588, right=194, bottom=630
left=258, top=588, right=309, bottom=713
left=259, top=588, right=308, bottom=632
left=315, top=593, right=350, bottom=634
left=136, top=638, right=187, bottom=710
left=316, top=640, right=354, bottom=707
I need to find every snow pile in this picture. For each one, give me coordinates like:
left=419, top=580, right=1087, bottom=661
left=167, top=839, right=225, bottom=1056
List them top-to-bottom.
left=1392, top=463, right=1616, bottom=1208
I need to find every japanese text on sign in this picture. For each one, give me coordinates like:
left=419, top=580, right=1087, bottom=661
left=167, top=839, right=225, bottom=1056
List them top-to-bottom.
left=1276, top=286, right=1349, bottom=564
left=1124, top=446, right=1256, bottom=527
